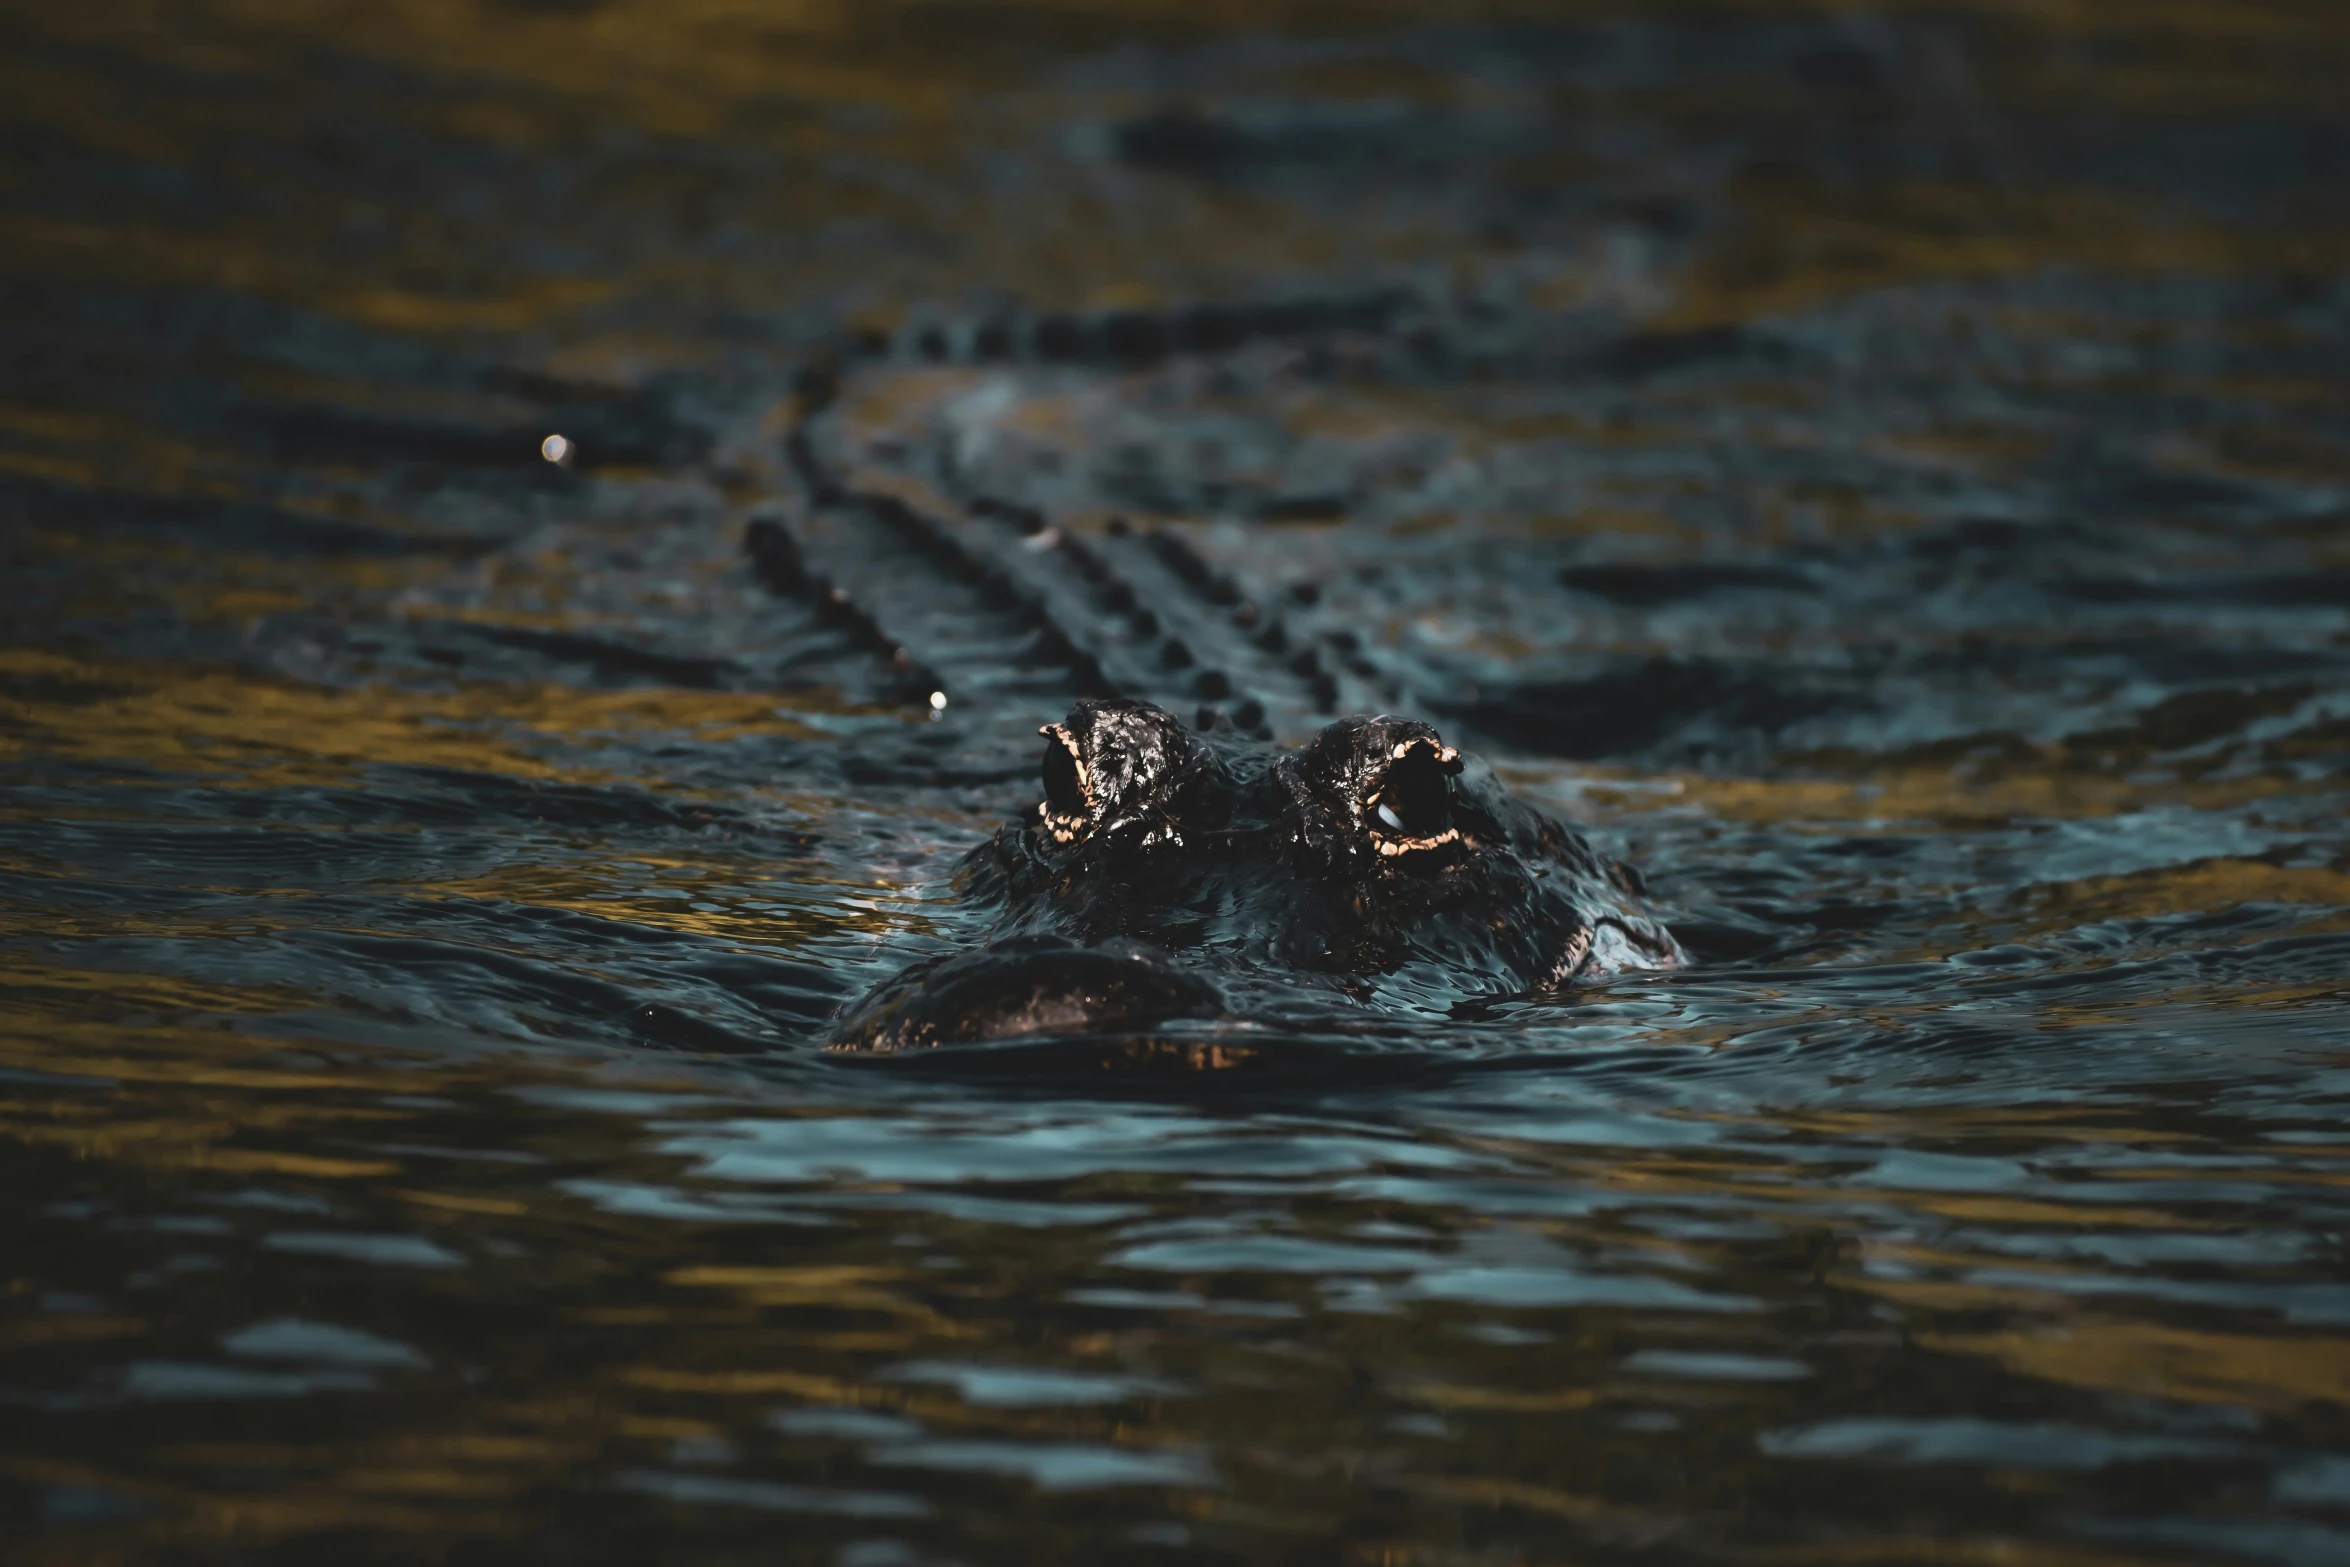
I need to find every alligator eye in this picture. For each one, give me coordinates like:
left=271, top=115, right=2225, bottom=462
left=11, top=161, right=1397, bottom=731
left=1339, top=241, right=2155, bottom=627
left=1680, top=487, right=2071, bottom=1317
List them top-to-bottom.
left=1034, top=700, right=1220, bottom=850
left=1359, top=736, right=1464, bottom=859
left=1374, top=748, right=1452, bottom=837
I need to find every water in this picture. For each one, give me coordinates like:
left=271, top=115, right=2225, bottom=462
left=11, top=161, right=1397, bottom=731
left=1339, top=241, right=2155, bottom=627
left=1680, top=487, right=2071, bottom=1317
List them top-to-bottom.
left=6, top=2, right=2350, bottom=1561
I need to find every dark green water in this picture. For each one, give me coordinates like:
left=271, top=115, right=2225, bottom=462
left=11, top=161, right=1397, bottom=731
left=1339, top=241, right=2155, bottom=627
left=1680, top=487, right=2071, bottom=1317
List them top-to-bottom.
left=5, top=3, right=2350, bottom=1562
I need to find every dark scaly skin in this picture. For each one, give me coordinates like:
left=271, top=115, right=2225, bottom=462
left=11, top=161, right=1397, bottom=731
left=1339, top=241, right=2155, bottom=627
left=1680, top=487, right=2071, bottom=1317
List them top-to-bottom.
left=831, top=699, right=1682, bottom=1051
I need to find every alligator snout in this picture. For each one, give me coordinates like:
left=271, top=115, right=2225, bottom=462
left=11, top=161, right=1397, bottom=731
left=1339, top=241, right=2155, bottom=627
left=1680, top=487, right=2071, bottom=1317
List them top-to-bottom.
left=830, top=935, right=1220, bottom=1053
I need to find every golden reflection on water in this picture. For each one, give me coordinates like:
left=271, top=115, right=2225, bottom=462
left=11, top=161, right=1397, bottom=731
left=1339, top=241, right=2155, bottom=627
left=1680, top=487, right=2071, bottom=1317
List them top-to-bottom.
left=1666, top=181, right=2350, bottom=329
left=0, top=650, right=836, bottom=786
left=1565, top=763, right=2326, bottom=828
left=418, top=859, right=937, bottom=948
left=1923, top=1319, right=2350, bottom=1412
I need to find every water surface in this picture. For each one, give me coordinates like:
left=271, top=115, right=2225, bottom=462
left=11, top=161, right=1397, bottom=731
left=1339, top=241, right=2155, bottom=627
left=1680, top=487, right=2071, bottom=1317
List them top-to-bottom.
left=5, top=3, right=2350, bottom=1562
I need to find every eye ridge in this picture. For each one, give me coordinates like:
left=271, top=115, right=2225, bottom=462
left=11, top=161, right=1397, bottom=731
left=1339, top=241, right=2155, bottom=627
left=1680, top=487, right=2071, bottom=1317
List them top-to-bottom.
left=1030, top=701, right=1223, bottom=851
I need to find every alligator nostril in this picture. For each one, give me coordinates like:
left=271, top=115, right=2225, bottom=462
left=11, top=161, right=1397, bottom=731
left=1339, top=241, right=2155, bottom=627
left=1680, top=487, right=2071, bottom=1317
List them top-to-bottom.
left=1041, top=735, right=1088, bottom=819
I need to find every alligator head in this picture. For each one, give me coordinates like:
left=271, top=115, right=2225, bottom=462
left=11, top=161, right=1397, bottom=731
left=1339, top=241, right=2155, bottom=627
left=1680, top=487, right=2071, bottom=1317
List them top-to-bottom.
left=831, top=701, right=1683, bottom=1051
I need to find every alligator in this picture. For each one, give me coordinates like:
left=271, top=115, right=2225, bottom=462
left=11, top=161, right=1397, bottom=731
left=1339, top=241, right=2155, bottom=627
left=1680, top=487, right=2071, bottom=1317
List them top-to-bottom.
left=710, top=292, right=1694, bottom=1050
left=831, top=697, right=1683, bottom=1051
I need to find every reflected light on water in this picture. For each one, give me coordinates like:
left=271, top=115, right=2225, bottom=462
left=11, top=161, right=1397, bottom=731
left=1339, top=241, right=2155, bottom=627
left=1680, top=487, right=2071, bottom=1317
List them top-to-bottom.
left=4, top=0, right=2350, bottom=1563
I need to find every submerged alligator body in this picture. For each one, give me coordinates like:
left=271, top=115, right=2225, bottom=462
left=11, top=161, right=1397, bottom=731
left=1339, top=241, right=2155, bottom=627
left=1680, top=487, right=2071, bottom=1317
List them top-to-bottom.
left=723, top=280, right=1701, bottom=742
left=833, top=699, right=1683, bottom=1051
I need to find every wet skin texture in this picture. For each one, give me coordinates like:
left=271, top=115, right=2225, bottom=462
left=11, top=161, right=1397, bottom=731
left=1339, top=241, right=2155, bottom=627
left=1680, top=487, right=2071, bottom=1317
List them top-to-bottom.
left=833, top=700, right=1682, bottom=1050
